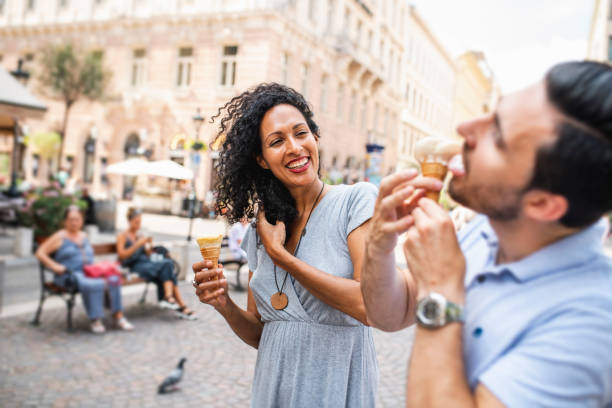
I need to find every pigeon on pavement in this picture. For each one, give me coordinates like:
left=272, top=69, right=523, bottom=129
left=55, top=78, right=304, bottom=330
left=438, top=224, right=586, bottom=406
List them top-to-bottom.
left=158, top=357, right=187, bottom=394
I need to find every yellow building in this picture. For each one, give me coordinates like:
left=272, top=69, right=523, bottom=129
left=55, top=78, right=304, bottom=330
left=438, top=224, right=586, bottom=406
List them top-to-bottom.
left=588, top=0, right=612, bottom=62
left=453, top=51, right=500, bottom=137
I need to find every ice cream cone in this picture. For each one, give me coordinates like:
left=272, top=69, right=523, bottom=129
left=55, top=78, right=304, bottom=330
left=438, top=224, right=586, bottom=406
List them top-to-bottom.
left=414, top=136, right=462, bottom=203
left=420, top=161, right=448, bottom=202
left=196, top=235, right=224, bottom=277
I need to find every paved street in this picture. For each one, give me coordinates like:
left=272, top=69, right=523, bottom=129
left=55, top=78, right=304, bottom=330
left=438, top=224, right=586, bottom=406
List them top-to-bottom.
left=0, top=282, right=414, bottom=407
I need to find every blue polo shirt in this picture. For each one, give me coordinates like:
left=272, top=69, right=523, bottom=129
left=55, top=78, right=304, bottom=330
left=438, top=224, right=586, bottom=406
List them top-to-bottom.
left=459, top=216, right=612, bottom=407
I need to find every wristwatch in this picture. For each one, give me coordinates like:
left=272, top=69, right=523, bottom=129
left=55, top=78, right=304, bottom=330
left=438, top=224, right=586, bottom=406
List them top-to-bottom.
left=416, top=292, right=464, bottom=329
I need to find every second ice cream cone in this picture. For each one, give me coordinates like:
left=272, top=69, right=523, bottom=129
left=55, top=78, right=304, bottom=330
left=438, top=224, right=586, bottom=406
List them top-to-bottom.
left=421, top=161, right=447, bottom=202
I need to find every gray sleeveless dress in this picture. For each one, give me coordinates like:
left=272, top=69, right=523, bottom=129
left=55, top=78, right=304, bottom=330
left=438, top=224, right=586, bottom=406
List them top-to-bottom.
left=241, top=182, right=379, bottom=408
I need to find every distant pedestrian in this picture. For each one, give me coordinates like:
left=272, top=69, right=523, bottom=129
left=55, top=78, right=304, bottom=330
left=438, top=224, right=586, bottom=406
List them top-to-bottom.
left=193, top=83, right=377, bottom=406
left=80, top=187, right=96, bottom=226
left=228, top=217, right=249, bottom=261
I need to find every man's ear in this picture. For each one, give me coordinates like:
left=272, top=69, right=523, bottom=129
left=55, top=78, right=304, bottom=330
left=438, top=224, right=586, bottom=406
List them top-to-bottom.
left=256, top=155, right=269, bottom=170
left=523, top=189, right=568, bottom=222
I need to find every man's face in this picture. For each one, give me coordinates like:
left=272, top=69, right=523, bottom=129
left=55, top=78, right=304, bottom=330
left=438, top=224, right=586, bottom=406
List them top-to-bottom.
left=449, top=81, right=559, bottom=220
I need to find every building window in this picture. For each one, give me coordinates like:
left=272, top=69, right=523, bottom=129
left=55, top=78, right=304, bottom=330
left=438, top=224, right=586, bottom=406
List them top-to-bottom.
left=0, top=0, right=5, bottom=14
left=27, top=0, right=36, bottom=11
left=59, top=0, right=68, bottom=8
left=308, top=0, right=316, bottom=21
left=327, top=0, right=335, bottom=32
left=343, top=7, right=351, bottom=35
left=356, top=20, right=362, bottom=44
left=367, top=30, right=373, bottom=51
left=609, top=37, right=612, bottom=62
left=220, top=45, right=238, bottom=87
left=176, top=47, right=193, bottom=88
left=131, top=48, right=146, bottom=87
left=281, top=52, right=289, bottom=85
left=300, top=63, right=309, bottom=97
left=320, top=74, right=328, bottom=112
left=337, top=83, right=345, bottom=121
left=349, top=90, right=357, bottom=124
left=360, top=96, right=367, bottom=130
left=373, top=103, right=379, bottom=131
left=31, top=154, right=40, bottom=177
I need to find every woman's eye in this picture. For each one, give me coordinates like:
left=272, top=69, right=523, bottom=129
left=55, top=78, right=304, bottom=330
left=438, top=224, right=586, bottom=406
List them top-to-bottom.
left=296, top=131, right=307, bottom=137
left=270, top=139, right=282, bottom=146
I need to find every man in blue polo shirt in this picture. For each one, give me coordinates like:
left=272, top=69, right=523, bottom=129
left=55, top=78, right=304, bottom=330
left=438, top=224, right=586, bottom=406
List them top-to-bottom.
left=361, top=60, right=612, bottom=407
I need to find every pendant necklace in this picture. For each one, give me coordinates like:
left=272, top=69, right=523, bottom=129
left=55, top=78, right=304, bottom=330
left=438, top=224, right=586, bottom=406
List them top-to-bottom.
left=271, top=182, right=325, bottom=311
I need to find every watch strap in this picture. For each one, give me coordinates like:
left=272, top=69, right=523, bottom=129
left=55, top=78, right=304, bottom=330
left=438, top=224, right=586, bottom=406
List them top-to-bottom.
left=446, top=300, right=464, bottom=324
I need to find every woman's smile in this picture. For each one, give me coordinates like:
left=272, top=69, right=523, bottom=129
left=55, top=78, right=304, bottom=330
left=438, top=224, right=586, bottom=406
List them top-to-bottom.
left=286, top=156, right=311, bottom=173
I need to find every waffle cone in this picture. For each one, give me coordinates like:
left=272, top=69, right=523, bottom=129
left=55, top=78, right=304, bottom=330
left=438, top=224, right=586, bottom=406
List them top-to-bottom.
left=421, top=161, right=447, bottom=202
left=200, top=246, right=221, bottom=269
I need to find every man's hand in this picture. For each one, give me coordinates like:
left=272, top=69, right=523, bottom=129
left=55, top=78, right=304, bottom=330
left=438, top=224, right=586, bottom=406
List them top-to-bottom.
left=367, top=170, right=443, bottom=257
left=403, top=198, right=466, bottom=302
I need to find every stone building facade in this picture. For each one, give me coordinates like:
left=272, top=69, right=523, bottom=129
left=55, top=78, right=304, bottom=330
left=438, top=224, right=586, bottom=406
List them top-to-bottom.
left=0, top=0, right=496, bottom=203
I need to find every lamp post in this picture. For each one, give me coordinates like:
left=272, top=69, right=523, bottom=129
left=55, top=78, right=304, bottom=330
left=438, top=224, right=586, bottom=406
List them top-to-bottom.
left=7, top=59, right=31, bottom=197
left=186, top=108, right=205, bottom=242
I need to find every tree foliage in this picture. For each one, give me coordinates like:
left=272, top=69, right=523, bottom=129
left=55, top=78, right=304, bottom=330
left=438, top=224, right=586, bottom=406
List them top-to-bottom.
left=38, top=43, right=110, bottom=107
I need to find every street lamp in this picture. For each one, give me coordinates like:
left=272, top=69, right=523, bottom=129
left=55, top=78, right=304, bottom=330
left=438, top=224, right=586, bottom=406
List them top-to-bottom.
left=7, top=59, right=31, bottom=197
left=186, top=108, right=205, bottom=242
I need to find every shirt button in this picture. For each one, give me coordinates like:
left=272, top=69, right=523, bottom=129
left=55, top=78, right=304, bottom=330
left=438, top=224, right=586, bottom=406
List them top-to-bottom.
left=477, top=275, right=486, bottom=283
left=473, top=327, right=483, bottom=338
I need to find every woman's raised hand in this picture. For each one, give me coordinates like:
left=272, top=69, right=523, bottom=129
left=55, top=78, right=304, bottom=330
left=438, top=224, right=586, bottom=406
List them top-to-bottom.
left=256, top=210, right=287, bottom=262
left=193, top=260, right=229, bottom=310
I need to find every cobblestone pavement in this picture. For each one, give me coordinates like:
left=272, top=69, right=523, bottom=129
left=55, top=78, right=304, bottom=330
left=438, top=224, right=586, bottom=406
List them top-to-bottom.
left=0, top=282, right=414, bottom=407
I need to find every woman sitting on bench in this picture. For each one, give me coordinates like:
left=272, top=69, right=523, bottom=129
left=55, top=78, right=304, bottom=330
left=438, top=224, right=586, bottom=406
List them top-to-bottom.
left=35, top=206, right=134, bottom=334
left=116, top=208, right=195, bottom=320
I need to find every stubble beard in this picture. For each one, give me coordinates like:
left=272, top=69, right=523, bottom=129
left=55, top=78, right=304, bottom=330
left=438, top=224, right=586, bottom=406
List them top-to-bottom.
left=449, top=179, right=524, bottom=222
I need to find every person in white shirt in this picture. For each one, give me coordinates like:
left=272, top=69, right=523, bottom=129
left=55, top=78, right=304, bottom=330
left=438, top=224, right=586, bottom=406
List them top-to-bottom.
left=228, top=217, right=249, bottom=261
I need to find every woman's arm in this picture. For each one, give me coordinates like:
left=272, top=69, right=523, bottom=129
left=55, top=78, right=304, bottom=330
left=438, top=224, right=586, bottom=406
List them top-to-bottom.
left=258, top=213, right=370, bottom=325
left=116, top=231, right=148, bottom=260
left=35, top=232, right=67, bottom=274
left=194, top=263, right=264, bottom=349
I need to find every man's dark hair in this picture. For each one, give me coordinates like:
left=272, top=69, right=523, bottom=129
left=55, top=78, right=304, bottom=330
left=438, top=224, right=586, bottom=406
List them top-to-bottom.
left=528, top=61, right=612, bottom=228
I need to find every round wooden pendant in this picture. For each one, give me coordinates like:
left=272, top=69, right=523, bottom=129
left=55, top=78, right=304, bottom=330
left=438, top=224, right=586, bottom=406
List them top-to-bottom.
left=270, top=292, right=289, bottom=310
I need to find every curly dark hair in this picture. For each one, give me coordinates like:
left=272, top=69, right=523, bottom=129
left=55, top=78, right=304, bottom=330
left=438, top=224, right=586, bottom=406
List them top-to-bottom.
left=210, top=83, right=321, bottom=227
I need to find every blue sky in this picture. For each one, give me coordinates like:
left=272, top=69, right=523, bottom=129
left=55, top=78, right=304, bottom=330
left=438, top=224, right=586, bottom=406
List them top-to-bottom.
left=410, top=0, right=595, bottom=92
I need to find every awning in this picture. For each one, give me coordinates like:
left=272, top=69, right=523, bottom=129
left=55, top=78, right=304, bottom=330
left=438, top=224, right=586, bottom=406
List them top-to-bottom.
left=0, top=67, right=47, bottom=130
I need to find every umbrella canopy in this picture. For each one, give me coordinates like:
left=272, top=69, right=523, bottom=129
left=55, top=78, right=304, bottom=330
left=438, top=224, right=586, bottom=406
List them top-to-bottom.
left=105, top=158, right=151, bottom=176
left=147, top=160, right=193, bottom=180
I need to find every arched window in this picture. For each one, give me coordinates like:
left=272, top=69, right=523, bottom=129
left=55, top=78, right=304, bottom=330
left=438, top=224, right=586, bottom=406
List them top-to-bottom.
left=124, top=133, right=140, bottom=157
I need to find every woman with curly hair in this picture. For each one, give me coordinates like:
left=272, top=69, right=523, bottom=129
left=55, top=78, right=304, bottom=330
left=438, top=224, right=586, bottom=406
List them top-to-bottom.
left=193, top=83, right=378, bottom=406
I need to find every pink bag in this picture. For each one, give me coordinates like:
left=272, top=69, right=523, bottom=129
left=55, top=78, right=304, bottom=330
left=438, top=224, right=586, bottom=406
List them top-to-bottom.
left=83, top=261, right=122, bottom=282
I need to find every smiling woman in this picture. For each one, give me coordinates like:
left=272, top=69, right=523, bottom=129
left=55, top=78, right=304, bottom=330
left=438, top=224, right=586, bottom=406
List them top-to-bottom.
left=193, top=83, right=379, bottom=406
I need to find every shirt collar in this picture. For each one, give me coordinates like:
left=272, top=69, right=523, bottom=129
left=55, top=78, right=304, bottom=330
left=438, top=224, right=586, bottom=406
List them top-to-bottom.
left=474, top=217, right=608, bottom=283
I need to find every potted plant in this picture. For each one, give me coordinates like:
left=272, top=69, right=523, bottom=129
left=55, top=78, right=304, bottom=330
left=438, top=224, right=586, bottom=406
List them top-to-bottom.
left=18, top=183, right=86, bottom=243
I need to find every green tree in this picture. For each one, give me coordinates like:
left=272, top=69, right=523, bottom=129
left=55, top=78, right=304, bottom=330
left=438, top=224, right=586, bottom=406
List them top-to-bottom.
left=38, top=43, right=111, bottom=166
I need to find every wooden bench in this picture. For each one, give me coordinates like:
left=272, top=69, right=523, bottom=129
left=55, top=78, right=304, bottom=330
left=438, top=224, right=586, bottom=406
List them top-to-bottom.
left=219, top=236, right=248, bottom=291
left=31, top=242, right=179, bottom=331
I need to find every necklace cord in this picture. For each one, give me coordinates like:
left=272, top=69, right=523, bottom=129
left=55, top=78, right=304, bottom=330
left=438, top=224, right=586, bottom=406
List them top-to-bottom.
left=273, top=181, right=326, bottom=294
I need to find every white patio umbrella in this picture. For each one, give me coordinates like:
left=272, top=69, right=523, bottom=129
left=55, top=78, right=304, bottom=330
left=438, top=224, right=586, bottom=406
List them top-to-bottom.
left=105, top=158, right=151, bottom=176
left=146, top=160, right=193, bottom=180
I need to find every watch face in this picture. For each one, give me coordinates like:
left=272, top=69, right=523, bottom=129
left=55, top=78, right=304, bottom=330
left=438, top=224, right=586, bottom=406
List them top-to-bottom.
left=416, top=293, right=447, bottom=329
left=423, top=302, right=440, bottom=320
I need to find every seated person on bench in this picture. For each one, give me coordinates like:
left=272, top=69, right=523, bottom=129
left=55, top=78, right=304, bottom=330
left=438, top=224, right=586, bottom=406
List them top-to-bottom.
left=35, top=205, right=134, bottom=334
left=116, top=208, right=195, bottom=320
